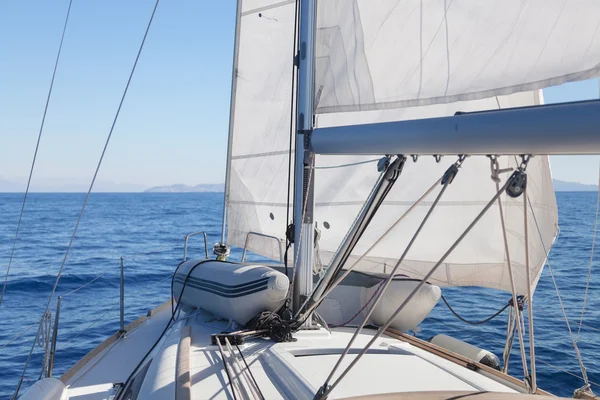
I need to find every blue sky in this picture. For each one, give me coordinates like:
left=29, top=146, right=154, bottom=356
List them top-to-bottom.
left=0, top=1, right=599, bottom=190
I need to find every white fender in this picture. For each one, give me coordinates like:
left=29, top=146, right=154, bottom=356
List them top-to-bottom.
left=369, top=280, right=441, bottom=332
left=430, top=334, right=501, bottom=370
left=18, top=377, right=67, bottom=400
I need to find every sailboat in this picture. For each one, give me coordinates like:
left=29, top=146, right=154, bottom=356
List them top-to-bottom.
left=12, top=0, right=600, bottom=399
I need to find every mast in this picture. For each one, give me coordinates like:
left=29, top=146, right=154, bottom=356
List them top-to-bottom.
left=220, top=0, right=243, bottom=247
left=292, top=0, right=317, bottom=318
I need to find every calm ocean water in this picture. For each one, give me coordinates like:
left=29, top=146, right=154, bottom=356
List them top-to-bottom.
left=0, top=192, right=598, bottom=397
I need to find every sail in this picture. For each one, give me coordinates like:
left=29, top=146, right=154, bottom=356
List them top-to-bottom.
left=225, top=0, right=589, bottom=294
left=226, top=0, right=296, bottom=260
left=315, top=0, right=600, bottom=115
left=311, top=92, right=557, bottom=295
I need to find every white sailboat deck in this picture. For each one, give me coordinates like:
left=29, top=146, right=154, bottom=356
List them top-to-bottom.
left=60, top=302, right=531, bottom=400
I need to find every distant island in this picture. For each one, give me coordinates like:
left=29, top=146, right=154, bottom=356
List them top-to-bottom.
left=0, top=178, right=596, bottom=193
left=552, top=179, right=597, bottom=192
left=144, top=183, right=224, bottom=193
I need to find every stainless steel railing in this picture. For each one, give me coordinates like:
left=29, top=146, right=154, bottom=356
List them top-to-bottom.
left=183, top=231, right=209, bottom=261
left=241, top=231, right=284, bottom=264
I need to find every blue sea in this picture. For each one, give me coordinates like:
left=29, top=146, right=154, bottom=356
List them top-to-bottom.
left=0, top=192, right=598, bottom=398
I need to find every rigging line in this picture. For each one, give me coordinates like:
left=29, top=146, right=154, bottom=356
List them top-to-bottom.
left=0, top=0, right=73, bottom=310
left=42, top=0, right=160, bottom=316
left=285, top=0, right=300, bottom=238
left=14, top=2, right=161, bottom=395
left=492, top=156, right=530, bottom=384
left=319, top=157, right=464, bottom=394
left=294, top=158, right=393, bottom=321
left=314, top=158, right=381, bottom=170
left=577, top=161, right=600, bottom=341
left=317, top=164, right=517, bottom=400
left=319, top=176, right=442, bottom=303
left=525, top=180, right=590, bottom=387
left=524, top=188, right=537, bottom=392
left=60, top=268, right=111, bottom=298
left=329, top=279, right=386, bottom=328
left=440, top=294, right=511, bottom=325
left=57, top=300, right=119, bottom=351
left=536, top=309, right=600, bottom=334
left=12, top=318, right=44, bottom=399
left=0, top=320, right=40, bottom=351
left=216, top=337, right=239, bottom=400
left=235, top=343, right=265, bottom=400
left=537, top=359, right=600, bottom=390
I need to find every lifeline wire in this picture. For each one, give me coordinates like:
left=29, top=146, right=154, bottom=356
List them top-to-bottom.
left=0, top=0, right=73, bottom=310
left=12, top=1, right=160, bottom=396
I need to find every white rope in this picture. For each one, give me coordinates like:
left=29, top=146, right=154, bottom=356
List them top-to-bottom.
left=0, top=0, right=73, bottom=310
left=577, top=162, right=600, bottom=341
left=503, top=306, right=517, bottom=373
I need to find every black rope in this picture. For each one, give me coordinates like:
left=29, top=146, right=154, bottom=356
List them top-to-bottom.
left=284, top=0, right=300, bottom=278
left=118, top=259, right=209, bottom=399
left=440, top=294, right=522, bottom=325
left=246, top=310, right=294, bottom=343
left=217, top=341, right=238, bottom=400
left=235, top=343, right=265, bottom=400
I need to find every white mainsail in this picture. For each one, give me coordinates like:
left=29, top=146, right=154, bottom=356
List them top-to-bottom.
left=224, top=0, right=600, bottom=294
left=315, top=0, right=600, bottom=114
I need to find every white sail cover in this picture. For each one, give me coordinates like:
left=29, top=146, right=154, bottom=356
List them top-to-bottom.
left=224, top=0, right=600, bottom=294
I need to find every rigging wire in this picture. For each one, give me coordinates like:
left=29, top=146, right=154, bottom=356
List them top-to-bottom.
left=0, top=0, right=73, bottom=310
left=13, top=1, right=161, bottom=396
left=316, top=156, right=466, bottom=397
left=491, top=156, right=530, bottom=384
left=576, top=161, right=600, bottom=341
left=316, top=162, right=518, bottom=400
left=526, top=184, right=591, bottom=388
left=60, top=269, right=111, bottom=298
left=0, top=321, right=40, bottom=351
left=537, top=359, right=600, bottom=390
